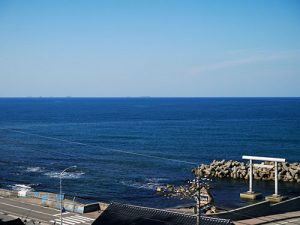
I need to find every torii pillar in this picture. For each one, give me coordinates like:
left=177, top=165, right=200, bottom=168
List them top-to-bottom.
left=240, top=155, right=287, bottom=202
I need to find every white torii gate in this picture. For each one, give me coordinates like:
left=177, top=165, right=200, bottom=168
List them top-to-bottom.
left=242, top=155, right=285, bottom=200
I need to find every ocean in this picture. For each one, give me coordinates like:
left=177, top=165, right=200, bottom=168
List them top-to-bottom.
left=0, top=97, right=299, bottom=209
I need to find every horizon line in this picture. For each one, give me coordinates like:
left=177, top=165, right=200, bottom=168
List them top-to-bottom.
left=0, top=96, right=299, bottom=98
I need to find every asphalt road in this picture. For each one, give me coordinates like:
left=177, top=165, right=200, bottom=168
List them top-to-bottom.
left=0, top=196, right=95, bottom=225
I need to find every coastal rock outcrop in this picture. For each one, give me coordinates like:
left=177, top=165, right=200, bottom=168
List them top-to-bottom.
left=192, top=160, right=300, bottom=183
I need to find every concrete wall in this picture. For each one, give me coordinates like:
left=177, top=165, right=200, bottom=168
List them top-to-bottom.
left=0, top=189, right=17, bottom=198
left=0, top=189, right=148, bottom=215
left=3, top=189, right=104, bottom=214
left=26, top=191, right=64, bottom=202
left=210, top=196, right=300, bottom=220
left=270, top=196, right=300, bottom=214
left=211, top=201, right=271, bottom=220
left=83, top=203, right=100, bottom=213
left=74, top=205, right=85, bottom=214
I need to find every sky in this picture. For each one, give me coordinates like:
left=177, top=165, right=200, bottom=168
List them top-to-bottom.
left=0, top=0, right=300, bottom=97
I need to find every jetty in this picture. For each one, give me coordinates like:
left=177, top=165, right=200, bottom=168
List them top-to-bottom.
left=193, top=159, right=300, bottom=183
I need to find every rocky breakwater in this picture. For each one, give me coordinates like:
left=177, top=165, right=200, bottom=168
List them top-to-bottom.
left=192, top=160, right=300, bottom=183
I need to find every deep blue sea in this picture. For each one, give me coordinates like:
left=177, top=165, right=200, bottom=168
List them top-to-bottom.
left=0, top=98, right=300, bottom=209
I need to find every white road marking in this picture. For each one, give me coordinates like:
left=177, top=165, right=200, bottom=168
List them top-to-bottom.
left=0, top=196, right=60, bottom=212
left=0, top=201, right=54, bottom=216
left=54, top=212, right=70, bottom=216
left=50, top=215, right=94, bottom=225
left=74, top=215, right=95, bottom=221
left=62, top=217, right=82, bottom=223
left=72, top=217, right=91, bottom=222
left=54, top=218, right=74, bottom=224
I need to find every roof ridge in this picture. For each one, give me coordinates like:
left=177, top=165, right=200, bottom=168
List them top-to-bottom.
left=96, top=202, right=233, bottom=225
left=110, top=202, right=232, bottom=222
left=111, top=202, right=196, bottom=218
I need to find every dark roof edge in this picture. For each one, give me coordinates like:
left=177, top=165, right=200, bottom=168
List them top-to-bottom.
left=110, top=202, right=232, bottom=223
left=111, top=202, right=196, bottom=218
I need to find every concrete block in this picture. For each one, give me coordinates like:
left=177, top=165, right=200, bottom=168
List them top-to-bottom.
left=240, top=192, right=262, bottom=200
left=265, top=195, right=288, bottom=203
left=99, top=202, right=109, bottom=211
left=64, top=203, right=75, bottom=212
left=83, top=203, right=100, bottom=213
left=74, top=205, right=85, bottom=214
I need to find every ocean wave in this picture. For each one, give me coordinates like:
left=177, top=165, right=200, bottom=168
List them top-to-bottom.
left=26, top=167, right=44, bottom=173
left=44, top=171, right=85, bottom=179
left=121, top=177, right=167, bottom=190
left=145, top=177, right=168, bottom=183
left=9, top=184, right=34, bottom=192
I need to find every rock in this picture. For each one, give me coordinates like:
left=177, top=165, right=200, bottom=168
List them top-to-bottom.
left=192, top=160, right=299, bottom=183
left=225, top=160, right=232, bottom=168
left=282, top=163, right=289, bottom=172
left=290, top=164, right=299, bottom=170
left=216, top=166, right=222, bottom=172
left=289, top=168, right=298, bottom=177
left=204, top=169, right=211, bottom=176
left=286, top=172, right=293, bottom=180
left=254, top=174, right=260, bottom=180
left=166, top=184, right=174, bottom=191
left=156, top=187, right=163, bottom=192
left=206, top=206, right=216, bottom=214
left=210, top=206, right=216, bottom=213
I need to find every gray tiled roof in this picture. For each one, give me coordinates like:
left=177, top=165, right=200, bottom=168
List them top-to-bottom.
left=92, top=203, right=232, bottom=225
left=0, top=218, right=25, bottom=225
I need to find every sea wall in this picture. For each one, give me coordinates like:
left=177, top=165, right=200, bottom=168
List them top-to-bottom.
left=193, top=160, right=300, bottom=183
left=0, top=188, right=105, bottom=213
left=0, top=189, right=17, bottom=198
left=209, top=196, right=300, bottom=220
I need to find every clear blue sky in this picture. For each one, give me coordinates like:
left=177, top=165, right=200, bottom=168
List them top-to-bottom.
left=0, top=0, right=299, bottom=97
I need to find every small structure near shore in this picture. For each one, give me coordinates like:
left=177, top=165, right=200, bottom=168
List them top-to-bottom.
left=192, top=156, right=300, bottom=203
left=240, top=156, right=287, bottom=202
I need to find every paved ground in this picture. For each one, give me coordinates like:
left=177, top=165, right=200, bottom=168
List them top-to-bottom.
left=0, top=196, right=96, bottom=225
left=0, top=210, right=19, bottom=222
left=235, top=211, right=300, bottom=225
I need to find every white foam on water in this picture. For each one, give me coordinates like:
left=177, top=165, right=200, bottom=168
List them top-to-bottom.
left=26, top=167, right=44, bottom=173
left=44, top=171, right=85, bottom=179
left=121, top=177, right=167, bottom=190
left=145, top=177, right=168, bottom=183
left=9, top=184, right=34, bottom=192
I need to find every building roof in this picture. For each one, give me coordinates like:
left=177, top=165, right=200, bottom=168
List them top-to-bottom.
left=92, top=202, right=233, bottom=225
left=0, top=218, right=25, bottom=225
